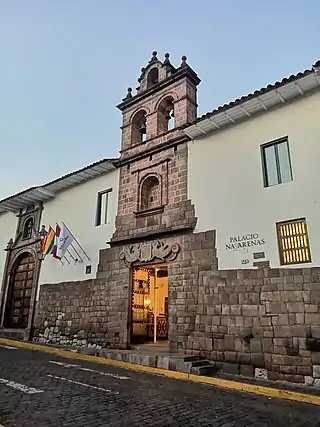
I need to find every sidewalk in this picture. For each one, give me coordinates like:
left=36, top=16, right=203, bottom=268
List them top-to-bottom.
left=1, top=336, right=320, bottom=406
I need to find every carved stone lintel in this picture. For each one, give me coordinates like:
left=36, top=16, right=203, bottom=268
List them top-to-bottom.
left=119, top=240, right=180, bottom=267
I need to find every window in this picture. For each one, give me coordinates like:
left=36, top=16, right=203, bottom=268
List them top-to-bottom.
left=147, top=68, right=159, bottom=88
left=157, top=96, right=175, bottom=134
left=131, top=110, right=147, bottom=145
left=261, top=138, right=293, bottom=187
left=140, top=175, right=161, bottom=211
left=95, top=189, right=112, bottom=226
left=22, top=217, right=34, bottom=239
left=276, top=218, right=311, bottom=265
left=85, top=265, right=92, bottom=274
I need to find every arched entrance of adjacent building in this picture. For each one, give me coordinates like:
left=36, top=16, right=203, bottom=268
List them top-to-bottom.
left=4, top=252, right=35, bottom=329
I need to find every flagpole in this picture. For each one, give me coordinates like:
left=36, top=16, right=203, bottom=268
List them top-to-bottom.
left=61, top=221, right=90, bottom=261
left=69, top=243, right=83, bottom=263
left=66, top=248, right=78, bottom=263
left=63, top=254, right=71, bottom=265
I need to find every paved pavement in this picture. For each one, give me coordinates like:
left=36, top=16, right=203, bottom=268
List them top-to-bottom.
left=0, top=345, right=319, bottom=426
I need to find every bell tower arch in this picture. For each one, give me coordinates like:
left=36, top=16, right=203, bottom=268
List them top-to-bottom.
left=111, top=51, right=201, bottom=244
left=118, top=51, right=200, bottom=152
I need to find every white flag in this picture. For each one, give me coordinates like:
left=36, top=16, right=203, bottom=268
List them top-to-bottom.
left=53, top=223, right=74, bottom=260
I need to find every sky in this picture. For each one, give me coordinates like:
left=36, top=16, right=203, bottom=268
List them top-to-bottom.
left=0, top=0, right=319, bottom=199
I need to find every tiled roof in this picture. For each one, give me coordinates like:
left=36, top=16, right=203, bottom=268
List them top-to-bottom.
left=182, top=59, right=320, bottom=129
left=0, top=158, right=117, bottom=213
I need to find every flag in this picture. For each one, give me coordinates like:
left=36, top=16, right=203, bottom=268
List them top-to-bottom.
left=52, top=223, right=74, bottom=260
left=41, top=226, right=55, bottom=256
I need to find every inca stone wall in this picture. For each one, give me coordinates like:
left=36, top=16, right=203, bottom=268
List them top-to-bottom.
left=34, top=229, right=320, bottom=386
left=168, top=231, right=320, bottom=385
left=34, top=244, right=130, bottom=349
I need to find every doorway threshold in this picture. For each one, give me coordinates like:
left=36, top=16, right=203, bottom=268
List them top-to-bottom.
left=131, top=341, right=169, bottom=353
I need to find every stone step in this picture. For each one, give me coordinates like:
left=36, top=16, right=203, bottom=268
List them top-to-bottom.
left=0, top=328, right=25, bottom=340
left=183, top=355, right=203, bottom=363
left=183, top=358, right=218, bottom=375
left=189, top=359, right=211, bottom=368
left=190, top=363, right=218, bottom=376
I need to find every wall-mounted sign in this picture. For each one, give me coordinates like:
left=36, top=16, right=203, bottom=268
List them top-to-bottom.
left=226, top=233, right=265, bottom=251
left=253, top=251, right=265, bottom=260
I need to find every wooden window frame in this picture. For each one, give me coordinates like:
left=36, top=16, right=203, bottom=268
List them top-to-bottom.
left=261, top=136, right=293, bottom=188
left=95, top=188, right=112, bottom=227
left=276, top=217, right=311, bottom=266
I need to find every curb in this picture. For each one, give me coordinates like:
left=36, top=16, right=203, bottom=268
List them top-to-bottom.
left=1, top=337, right=320, bottom=406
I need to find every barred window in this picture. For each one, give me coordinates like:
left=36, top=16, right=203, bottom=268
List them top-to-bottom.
left=276, top=218, right=311, bottom=265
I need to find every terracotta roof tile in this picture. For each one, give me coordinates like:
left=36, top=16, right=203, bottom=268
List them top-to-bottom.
left=182, top=59, right=320, bottom=129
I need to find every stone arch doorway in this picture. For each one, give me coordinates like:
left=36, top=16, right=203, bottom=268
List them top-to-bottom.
left=4, top=252, right=35, bottom=329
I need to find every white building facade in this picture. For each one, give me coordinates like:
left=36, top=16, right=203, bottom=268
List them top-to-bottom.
left=0, top=54, right=319, bottom=349
left=186, top=62, right=320, bottom=269
left=0, top=159, right=119, bottom=338
left=39, top=166, right=119, bottom=285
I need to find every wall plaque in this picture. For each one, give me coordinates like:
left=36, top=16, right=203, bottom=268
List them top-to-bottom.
left=226, top=233, right=265, bottom=251
left=253, top=251, right=265, bottom=260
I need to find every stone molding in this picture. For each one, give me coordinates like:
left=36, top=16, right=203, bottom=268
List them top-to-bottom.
left=0, top=205, right=43, bottom=339
left=119, top=240, right=180, bottom=266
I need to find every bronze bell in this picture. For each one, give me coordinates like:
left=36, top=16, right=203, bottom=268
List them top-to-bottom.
left=165, top=108, right=174, bottom=121
left=139, top=121, right=146, bottom=135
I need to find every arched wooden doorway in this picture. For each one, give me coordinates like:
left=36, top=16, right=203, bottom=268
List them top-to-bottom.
left=4, top=253, right=35, bottom=329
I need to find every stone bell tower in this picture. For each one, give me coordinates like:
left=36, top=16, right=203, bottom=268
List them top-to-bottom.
left=111, top=51, right=201, bottom=244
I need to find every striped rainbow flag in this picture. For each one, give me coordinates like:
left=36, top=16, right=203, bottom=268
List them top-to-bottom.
left=41, top=226, right=55, bottom=256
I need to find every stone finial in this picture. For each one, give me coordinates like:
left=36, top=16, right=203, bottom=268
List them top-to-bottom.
left=149, top=51, right=158, bottom=63
left=163, top=52, right=171, bottom=65
left=181, top=55, right=188, bottom=67
left=137, top=68, right=146, bottom=84
left=123, top=87, right=133, bottom=100
left=39, top=225, right=47, bottom=238
left=6, top=238, right=13, bottom=250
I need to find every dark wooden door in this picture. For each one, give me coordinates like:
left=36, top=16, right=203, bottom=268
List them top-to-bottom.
left=5, top=253, right=34, bottom=329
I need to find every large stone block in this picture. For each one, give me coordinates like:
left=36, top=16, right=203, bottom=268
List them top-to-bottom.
left=242, top=305, right=259, bottom=317
left=306, top=313, right=320, bottom=324
left=240, top=365, right=254, bottom=377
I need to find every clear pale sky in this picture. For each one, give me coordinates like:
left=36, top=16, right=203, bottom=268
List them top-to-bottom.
left=0, top=0, right=319, bottom=199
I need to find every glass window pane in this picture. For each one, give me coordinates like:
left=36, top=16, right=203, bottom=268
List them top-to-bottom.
left=277, top=141, right=292, bottom=183
left=264, top=145, right=278, bottom=186
left=101, top=193, right=109, bottom=224
left=96, top=195, right=102, bottom=226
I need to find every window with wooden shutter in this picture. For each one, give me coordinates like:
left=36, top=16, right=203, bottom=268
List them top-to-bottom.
left=276, top=218, right=311, bottom=265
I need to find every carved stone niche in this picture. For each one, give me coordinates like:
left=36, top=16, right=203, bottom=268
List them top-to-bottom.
left=119, top=240, right=180, bottom=267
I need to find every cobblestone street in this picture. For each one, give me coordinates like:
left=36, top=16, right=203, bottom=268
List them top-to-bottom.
left=0, top=345, right=319, bottom=427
